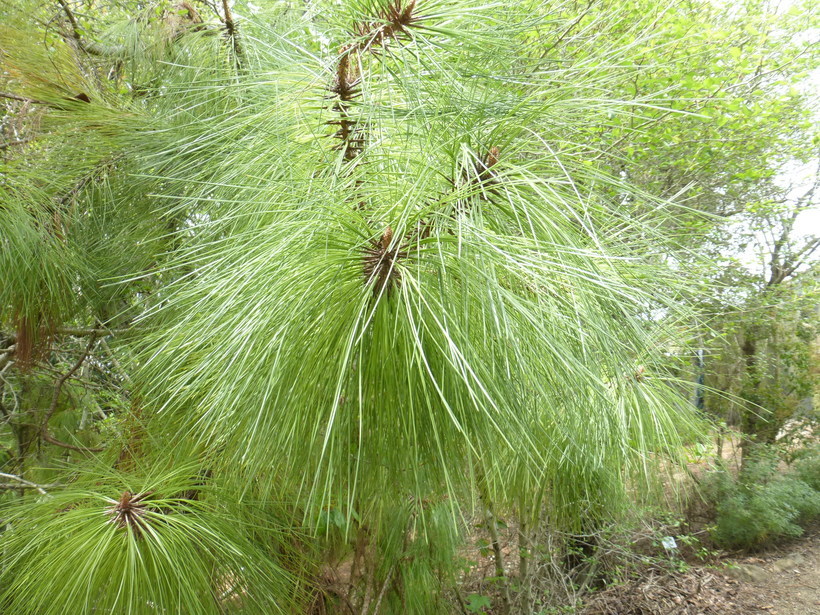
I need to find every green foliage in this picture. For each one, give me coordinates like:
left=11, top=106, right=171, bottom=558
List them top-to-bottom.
left=0, top=0, right=817, bottom=612
left=703, top=278, right=819, bottom=447
left=792, top=444, right=820, bottom=491
left=702, top=448, right=820, bottom=550
left=0, top=463, right=300, bottom=614
left=465, top=593, right=492, bottom=613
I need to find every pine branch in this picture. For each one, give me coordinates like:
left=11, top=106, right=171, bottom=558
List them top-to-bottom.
left=220, top=0, right=244, bottom=68
left=353, top=0, right=420, bottom=53
left=327, top=1, right=422, bottom=163
left=329, top=46, right=363, bottom=162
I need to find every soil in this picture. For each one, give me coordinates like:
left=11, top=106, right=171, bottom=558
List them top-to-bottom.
left=725, top=524, right=820, bottom=615
left=581, top=525, right=820, bottom=615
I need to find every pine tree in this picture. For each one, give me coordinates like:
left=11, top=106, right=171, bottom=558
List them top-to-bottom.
left=1, top=1, right=705, bottom=613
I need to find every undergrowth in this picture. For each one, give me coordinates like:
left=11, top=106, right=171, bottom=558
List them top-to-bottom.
left=701, top=444, right=820, bottom=551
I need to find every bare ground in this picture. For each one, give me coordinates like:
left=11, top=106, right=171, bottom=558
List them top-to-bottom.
left=725, top=524, right=820, bottom=615
left=582, top=525, right=820, bottom=615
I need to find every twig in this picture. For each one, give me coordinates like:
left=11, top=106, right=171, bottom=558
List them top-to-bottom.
left=56, top=0, right=124, bottom=56
left=56, top=0, right=82, bottom=43
left=194, top=0, right=221, bottom=20
left=540, top=0, right=596, bottom=58
left=0, top=92, right=45, bottom=105
left=0, top=138, right=34, bottom=150
left=776, top=236, right=820, bottom=283
left=2, top=327, right=126, bottom=347
left=58, top=327, right=127, bottom=337
left=40, top=333, right=98, bottom=435
left=0, top=351, right=13, bottom=372
left=40, top=430, right=104, bottom=453
left=0, top=472, right=52, bottom=495
left=0, top=482, right=62, bottom=490
left=478, top=487, right=511, bottom=615
left=349, top=525, right=368, bottom=602
left=369, top=562, right=397, bottom=615
left=783, top=582, right=819, bottom=590
left=452, top=587, right=470, bottom=615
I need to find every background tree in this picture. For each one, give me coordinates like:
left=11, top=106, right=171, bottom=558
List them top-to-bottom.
left=537, top=0, right=819, bottom=460
left=701, top=171, right=819, bottom=458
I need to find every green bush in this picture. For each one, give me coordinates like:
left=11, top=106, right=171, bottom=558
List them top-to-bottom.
left=792, top=444, right=820, bottom=491
left=701, top=448, right=820, bottom=550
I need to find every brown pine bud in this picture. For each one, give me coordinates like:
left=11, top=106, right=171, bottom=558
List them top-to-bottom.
left=380, top=226, right=393, bottom=250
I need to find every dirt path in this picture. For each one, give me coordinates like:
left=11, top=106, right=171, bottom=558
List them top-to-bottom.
left=725, top=526, right=820, bottom=615
left=581, top=527, right=820, bottom=615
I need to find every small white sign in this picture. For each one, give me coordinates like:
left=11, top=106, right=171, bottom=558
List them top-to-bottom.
left=661, top=536, right=678, bottom=551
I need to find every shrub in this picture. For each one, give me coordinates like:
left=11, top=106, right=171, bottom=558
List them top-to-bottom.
left=792, top=444, right=820, bottom=491
left=702, top=448, right=820, bottom=550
